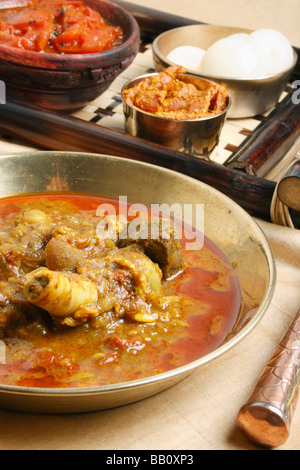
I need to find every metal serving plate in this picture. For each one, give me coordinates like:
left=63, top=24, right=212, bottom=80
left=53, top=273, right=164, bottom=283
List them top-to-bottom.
left=0, top=151, right=276, bottom=413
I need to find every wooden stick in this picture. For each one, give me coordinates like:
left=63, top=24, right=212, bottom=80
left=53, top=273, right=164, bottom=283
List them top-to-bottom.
left=112, top=0, right=205, bottom=39
left=224, top=92, right=300, bottom=177
left=0, top=100, right=278, bottom=222
left=277, top=155, right=300, bottom=211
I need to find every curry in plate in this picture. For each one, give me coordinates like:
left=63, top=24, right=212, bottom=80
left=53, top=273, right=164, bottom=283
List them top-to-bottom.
left=0, top=194, right=241, bottom=388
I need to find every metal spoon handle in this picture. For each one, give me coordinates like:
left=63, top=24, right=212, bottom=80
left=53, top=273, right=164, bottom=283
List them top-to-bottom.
left=237, top=307, right=300, bottom=448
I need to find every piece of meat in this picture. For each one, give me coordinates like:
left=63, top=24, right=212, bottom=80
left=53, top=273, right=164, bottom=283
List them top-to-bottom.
left=209, top=85, right=229, bottom=113
left=117, top=218, right=184, bottom=279
left=45, top=238, right=83, bottom=272
left=24, top=244, right=163, bottom=327
left=110, top=245, right=162, bottom=301
left=23, top=267, right=99, bottom=327
left=0, top=279, right=44, bottom=335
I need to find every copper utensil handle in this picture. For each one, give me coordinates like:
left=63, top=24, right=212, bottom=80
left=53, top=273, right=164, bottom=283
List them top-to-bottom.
left=237, top=307, right=300, bottom=448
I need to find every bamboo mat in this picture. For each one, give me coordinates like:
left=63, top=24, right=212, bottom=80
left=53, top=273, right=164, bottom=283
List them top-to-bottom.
left=0, top=44, right=295, bottom=183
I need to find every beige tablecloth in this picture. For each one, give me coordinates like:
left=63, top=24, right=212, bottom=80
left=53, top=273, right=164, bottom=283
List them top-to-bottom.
left=0, top=0, right=300, bottom=451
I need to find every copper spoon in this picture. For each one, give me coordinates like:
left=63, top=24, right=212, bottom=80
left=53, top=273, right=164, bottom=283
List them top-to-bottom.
left=237, top=307, right=300, bottom=448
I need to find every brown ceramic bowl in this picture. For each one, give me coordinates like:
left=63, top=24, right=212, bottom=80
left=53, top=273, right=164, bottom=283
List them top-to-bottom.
left=0, top=0, right=140, bottom=111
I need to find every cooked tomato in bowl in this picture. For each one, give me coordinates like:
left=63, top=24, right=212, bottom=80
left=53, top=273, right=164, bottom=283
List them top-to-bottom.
left=0, top=0, right=124, bottom=54
left=0, top=0, right=140, bottom=110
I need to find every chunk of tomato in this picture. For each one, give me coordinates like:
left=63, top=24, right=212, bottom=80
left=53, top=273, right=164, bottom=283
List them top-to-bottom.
left=8, top=8, right=50, bottom=31
left=54, top=18, right=122, bottom=54
left=23, top=24, right=54, bottom=51
left=79, top=25, right=123, bottom=53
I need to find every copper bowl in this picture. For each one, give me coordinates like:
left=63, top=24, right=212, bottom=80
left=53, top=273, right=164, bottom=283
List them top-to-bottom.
left=0, top=0, right=140, bottom=111
left=152, top=25, right=297, bottom=118
left=121, top=72, right=231, bottom=157
left=0, top=151, right=276, bottom=413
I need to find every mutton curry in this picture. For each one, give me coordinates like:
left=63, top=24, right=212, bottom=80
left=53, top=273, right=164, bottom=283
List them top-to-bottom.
left=0, top=194, right=241, bottom=388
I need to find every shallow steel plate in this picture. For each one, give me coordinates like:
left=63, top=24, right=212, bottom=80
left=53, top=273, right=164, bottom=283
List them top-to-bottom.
left=0, top=152, right=276, bottom=413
